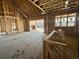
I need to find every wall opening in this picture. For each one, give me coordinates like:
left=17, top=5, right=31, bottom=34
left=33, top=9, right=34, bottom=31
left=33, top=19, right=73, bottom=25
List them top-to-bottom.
left=29, top=19, right=44, bottom=32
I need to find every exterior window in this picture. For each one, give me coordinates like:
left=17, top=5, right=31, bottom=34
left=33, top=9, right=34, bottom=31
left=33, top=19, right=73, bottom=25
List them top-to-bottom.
left=55, top=13, right=76, bottom=27
left=68, top=16, right=75, bottom=26
left=61, top=17, right=67, bottom=26
left=55, top=18, right=61, bottom=26
left=35, top=20, right=44, bottom=32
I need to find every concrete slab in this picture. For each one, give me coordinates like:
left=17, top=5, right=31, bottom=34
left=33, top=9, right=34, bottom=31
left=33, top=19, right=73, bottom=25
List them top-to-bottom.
left=0, top=32, right=44, bottom=59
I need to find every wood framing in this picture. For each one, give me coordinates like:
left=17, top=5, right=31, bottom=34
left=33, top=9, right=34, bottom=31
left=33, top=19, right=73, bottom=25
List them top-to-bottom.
left=0, top=0, right=29, bottom=35
left=43, top=30, right=78, bottom=59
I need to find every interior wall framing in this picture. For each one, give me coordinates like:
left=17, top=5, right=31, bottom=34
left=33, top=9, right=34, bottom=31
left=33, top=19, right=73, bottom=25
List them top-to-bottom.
left=0, top=0, right=28, bottom=35
left=44, top=8, right=79, bottom=38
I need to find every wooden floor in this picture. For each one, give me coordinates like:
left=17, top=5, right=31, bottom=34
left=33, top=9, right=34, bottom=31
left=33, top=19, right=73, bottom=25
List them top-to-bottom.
left=0, top=32, right=44, bottom=59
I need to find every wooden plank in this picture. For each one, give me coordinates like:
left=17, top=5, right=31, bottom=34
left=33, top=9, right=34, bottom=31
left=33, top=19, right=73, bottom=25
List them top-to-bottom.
left=1, top=0, right=7, bottom=34
left=28, top=0, right=46, bottom=13
left=45, top=40, right=67, bottom=46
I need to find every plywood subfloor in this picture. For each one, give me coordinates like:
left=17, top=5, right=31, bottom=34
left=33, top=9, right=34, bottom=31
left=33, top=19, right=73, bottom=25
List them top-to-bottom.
left=0, top=32, right=44, bottom=59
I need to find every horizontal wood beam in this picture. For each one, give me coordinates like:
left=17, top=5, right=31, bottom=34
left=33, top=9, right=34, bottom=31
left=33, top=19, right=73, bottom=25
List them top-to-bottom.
left=44, top=40, right=67, bottom=46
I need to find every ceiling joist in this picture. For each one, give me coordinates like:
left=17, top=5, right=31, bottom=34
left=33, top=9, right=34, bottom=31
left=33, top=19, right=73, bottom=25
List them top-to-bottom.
left=8, top=0, right=79, bottom=18
left=28, top=0, right=46, bottom=14
left=33, top=0, right=38, bottom=2
left=38, top=0, right=79, bottom=12
left=39, top=0, right=59, bottom=6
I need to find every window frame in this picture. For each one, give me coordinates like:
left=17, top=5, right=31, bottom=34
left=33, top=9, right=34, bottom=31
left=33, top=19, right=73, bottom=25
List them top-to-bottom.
left=55, top=13, right=76, bottom=27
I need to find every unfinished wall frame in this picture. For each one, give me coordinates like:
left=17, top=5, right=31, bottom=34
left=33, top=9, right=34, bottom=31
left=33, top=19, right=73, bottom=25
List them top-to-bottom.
left=0, top=0, right=28, bottom=35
